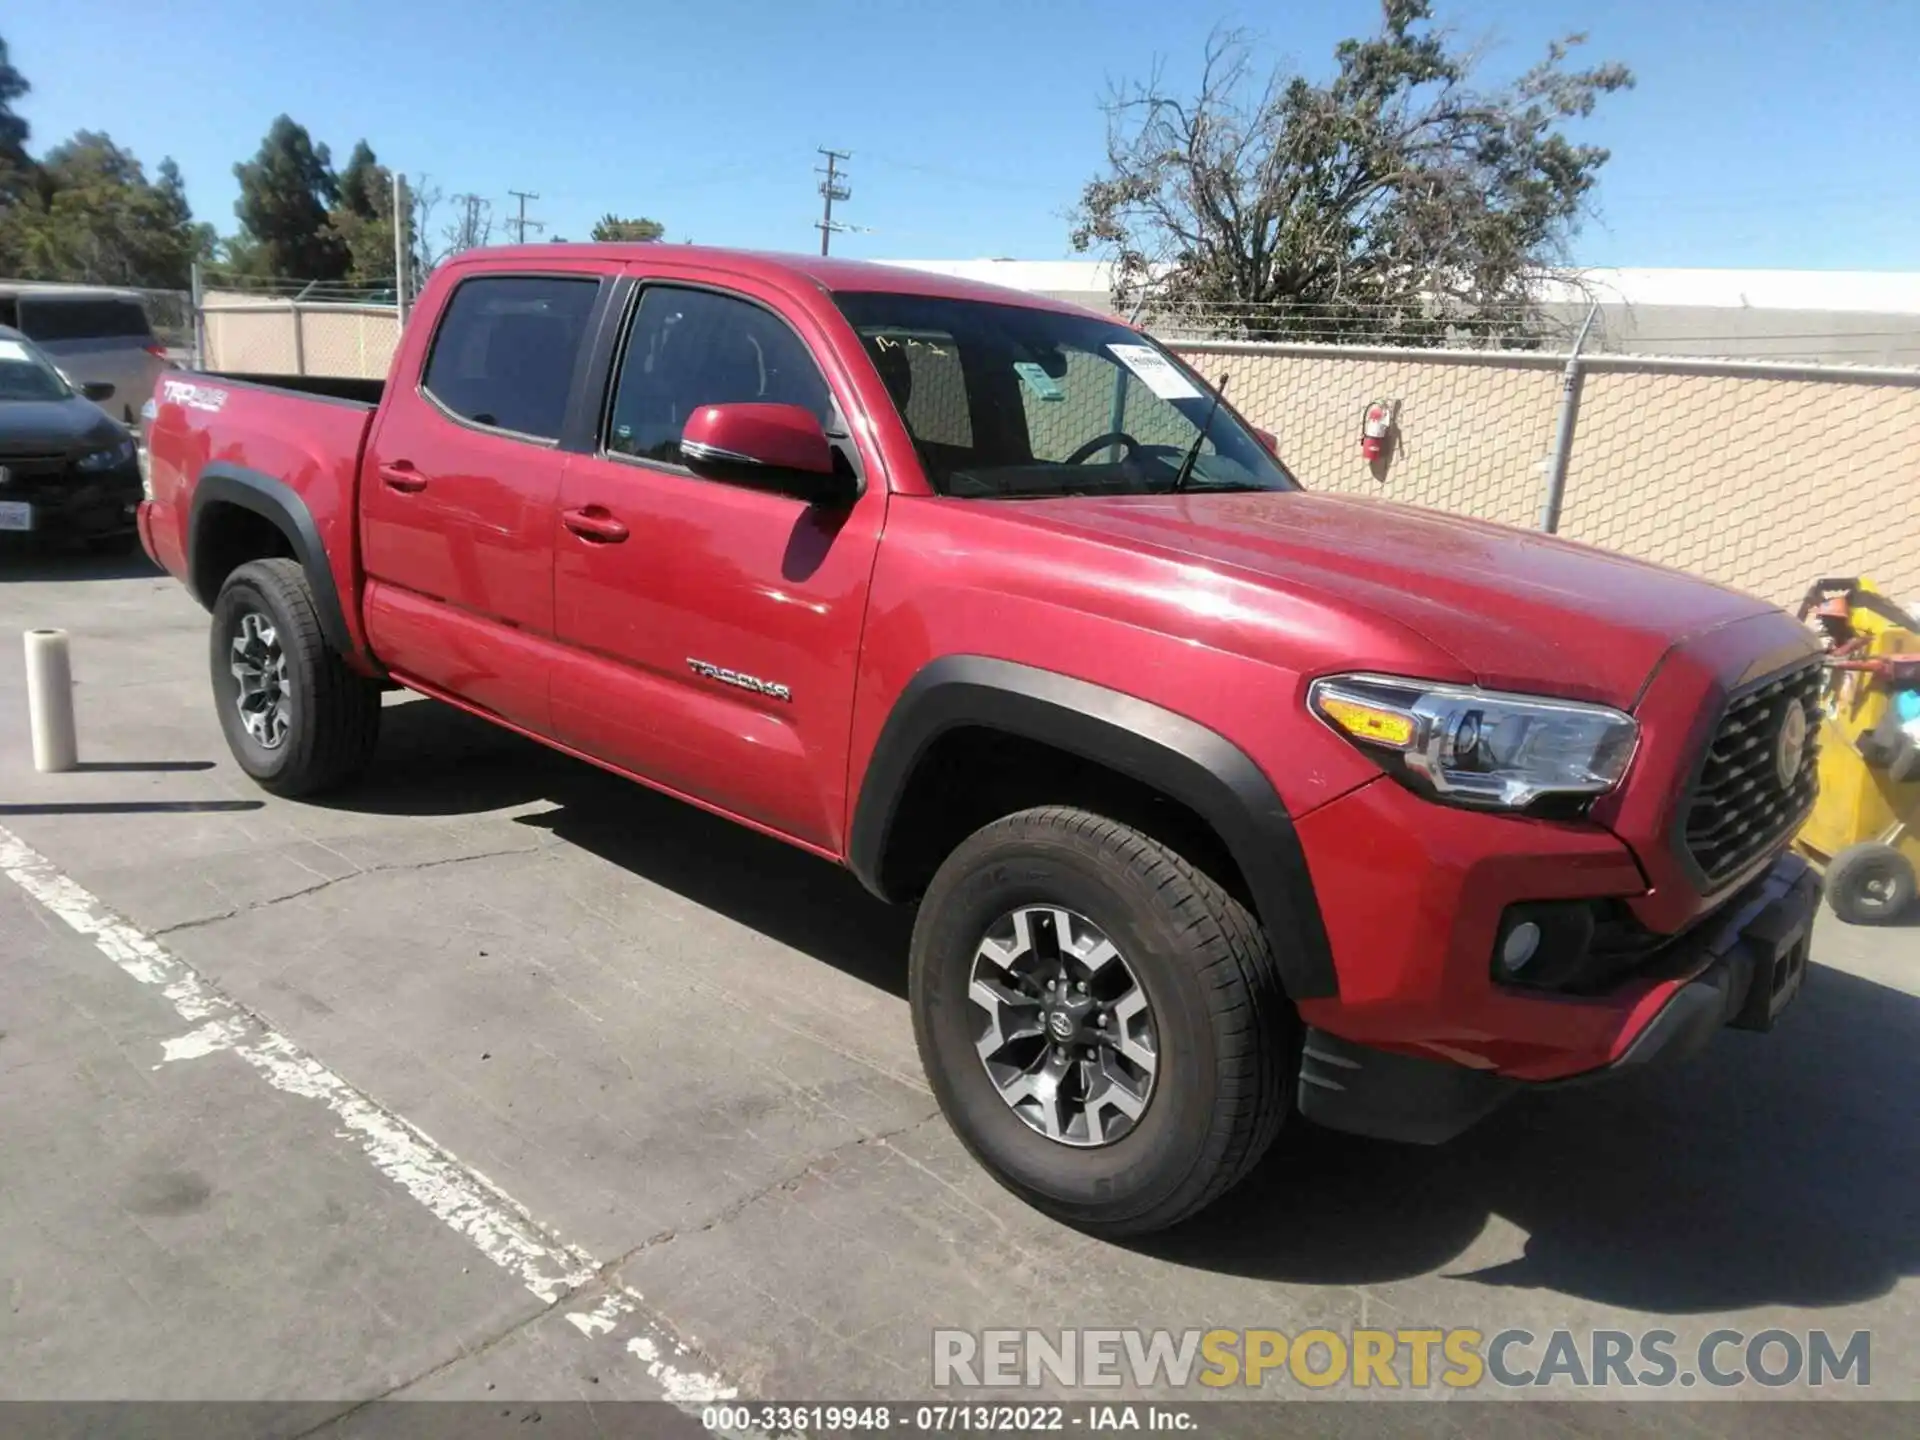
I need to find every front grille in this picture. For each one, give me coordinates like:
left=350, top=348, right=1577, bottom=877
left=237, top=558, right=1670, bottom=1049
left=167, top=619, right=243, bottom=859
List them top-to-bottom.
left=0, top=452, right=69, bottom=474
left=0, top=453, right=78, bottom=502
left=1682, top=661, right=1823, bottom=888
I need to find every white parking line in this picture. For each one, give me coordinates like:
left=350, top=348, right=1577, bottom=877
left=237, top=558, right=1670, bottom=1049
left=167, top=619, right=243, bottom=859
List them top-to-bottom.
left=0, top=823, right=738, bottom=1404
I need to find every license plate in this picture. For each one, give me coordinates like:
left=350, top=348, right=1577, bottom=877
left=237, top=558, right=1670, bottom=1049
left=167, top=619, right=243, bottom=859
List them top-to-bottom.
left=0, top=500, right=31, bottom=532
left=1731, top=919, right=1811, bottom=1031
left=1764, top=934, right=1809, bottom=1021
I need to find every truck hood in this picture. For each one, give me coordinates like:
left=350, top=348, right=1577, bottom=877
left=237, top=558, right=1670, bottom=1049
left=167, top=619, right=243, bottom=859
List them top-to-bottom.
left=1006, top=490, right=1779, bottom=707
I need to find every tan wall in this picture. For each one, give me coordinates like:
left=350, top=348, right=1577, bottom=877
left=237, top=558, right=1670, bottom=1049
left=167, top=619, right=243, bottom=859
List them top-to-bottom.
left=1169, top=343, right=1920, bottom=608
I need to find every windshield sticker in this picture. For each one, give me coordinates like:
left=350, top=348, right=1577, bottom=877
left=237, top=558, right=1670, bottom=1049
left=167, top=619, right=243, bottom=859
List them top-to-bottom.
left=871, top=331, right=952, bottom=357
left=0, top=339, right=30, bottom=362
left=1107, top=343, right=1201, bottom=401
left=1013, top=361, right=1064, bottom=402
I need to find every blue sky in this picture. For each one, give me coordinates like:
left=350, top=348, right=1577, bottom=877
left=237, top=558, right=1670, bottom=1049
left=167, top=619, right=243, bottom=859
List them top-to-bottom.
left=10, top=0, right=1920, bottom=270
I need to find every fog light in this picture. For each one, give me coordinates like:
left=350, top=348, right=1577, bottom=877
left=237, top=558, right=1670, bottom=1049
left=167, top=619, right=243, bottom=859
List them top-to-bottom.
left=1500, top=921, right=1542, bottom=973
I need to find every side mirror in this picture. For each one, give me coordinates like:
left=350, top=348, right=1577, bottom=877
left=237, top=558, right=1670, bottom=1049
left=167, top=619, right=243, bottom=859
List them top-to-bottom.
left=82, top=380, right=117, bottom=403
left=681, top=402, right=859, bottom=506
left=1252, top=425, right=1279, bottom=455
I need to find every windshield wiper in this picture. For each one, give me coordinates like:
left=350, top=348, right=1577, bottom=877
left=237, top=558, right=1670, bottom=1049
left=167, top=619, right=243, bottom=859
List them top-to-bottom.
left=1171, top=372, right=1230, bottom=493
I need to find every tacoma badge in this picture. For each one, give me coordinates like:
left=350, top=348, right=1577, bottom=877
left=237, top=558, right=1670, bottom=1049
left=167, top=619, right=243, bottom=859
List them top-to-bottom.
left=686, top=658, right=792, bottom=702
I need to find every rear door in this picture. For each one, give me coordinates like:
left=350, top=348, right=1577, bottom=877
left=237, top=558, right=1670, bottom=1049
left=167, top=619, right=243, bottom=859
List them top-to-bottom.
left=359, top=270, right=605, bottom=734
left=549, top=272, right=888, bottom=850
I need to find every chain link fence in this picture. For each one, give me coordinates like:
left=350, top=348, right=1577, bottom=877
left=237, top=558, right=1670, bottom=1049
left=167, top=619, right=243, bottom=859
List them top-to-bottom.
left=192, top=268, right=403, bottom=379
left=197, top=292, right=401, bottom=378
left=1168, top=338, right=1920, bottom=608
left=1560, top=362, right=1920, bottom=604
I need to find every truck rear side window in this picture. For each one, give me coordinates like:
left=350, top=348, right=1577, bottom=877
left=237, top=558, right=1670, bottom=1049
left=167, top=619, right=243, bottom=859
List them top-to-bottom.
left=421, top=275, right=599, bottom=441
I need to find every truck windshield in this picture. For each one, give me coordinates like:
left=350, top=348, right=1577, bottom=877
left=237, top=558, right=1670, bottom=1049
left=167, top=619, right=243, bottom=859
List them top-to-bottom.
left=833, top=291, right=1295, bottom=499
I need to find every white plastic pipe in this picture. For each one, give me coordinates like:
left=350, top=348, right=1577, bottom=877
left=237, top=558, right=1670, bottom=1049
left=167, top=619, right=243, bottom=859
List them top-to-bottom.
left=24, top=628, right=77, bottom=773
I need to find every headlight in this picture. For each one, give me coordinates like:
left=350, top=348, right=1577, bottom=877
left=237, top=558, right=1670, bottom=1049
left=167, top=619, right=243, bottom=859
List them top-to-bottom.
left=77, top=436, right=137, bottom=472
left=1308, top=673, right=1638, bottom=810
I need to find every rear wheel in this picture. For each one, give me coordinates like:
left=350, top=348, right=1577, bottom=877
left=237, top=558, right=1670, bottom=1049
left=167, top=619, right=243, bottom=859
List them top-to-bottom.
left=210, top=558, right=381, bottom=796
left=909, top=806, right=1295, bottom=1236
left=1826, top=842, right=1916, bottom=924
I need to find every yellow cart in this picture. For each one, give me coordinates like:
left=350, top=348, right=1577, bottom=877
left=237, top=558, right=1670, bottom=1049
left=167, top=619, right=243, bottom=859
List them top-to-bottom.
left=1793, top=578, right=1920, bottom=923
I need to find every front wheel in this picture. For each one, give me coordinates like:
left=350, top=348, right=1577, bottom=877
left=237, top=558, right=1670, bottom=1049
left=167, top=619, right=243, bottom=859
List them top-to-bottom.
left=210, top=558, right=381, bottom=797
left=909, top=806, right=1295, bottom=1236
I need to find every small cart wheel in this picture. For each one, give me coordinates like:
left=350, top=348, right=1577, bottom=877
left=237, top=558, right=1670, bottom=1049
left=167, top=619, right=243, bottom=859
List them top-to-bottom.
left=1826, top=842, right=1917, bottom=925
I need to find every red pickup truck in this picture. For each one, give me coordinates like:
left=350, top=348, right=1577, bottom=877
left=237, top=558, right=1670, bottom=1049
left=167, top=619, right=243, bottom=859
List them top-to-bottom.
left=141, top=246, right=1821, bottom=1235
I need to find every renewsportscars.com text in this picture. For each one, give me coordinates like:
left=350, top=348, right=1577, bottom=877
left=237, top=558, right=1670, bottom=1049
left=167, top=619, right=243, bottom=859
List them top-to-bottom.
left=932, top=1327, right=1871, bottom=1391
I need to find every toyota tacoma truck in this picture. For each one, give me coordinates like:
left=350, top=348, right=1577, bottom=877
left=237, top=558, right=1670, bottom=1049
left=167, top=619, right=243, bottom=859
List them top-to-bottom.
left=139, top=246, right=1822, bottom=1235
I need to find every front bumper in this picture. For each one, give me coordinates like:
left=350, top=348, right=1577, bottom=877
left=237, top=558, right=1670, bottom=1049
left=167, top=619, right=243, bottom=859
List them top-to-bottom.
left=1297, top=852, right=1818, bottom=1144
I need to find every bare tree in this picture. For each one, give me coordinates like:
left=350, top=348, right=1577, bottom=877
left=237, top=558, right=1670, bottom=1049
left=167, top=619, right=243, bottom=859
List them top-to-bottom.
left=1070, top=1, right=1633, bottom=341
left=407, top=175, right=450, bottom=273
left=444, top=193, right=493, bottom=258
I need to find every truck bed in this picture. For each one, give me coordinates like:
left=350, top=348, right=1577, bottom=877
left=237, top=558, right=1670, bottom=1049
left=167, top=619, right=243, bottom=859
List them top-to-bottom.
left=142, top=368, right=382, bottom=662
left=191, top=371, right=385, bottom=407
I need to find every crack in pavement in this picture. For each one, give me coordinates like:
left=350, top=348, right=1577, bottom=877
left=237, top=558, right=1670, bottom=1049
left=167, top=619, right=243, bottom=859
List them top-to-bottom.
left=150, top=843, right=552, bottom=936
left=601, top=1109, right=947, bottom=1276
left=283, top=1292, right=567, bottom=1439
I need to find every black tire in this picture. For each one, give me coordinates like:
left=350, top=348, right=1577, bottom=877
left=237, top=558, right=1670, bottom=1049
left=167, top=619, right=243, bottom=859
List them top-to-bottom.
left=210, top=558, right=381, bottom=797
left=1858, top=711, right=1905, bottom=770
left=1889, top=734, right=1920, bottom=786
left=909, top=806, right=1295, bottom=1237
left=1826, top=842, right=1916, bottom=925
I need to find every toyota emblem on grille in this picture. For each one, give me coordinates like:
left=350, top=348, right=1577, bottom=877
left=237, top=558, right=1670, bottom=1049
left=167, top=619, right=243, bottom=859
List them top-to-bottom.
left=1775, top=702, right=1809, bottom=789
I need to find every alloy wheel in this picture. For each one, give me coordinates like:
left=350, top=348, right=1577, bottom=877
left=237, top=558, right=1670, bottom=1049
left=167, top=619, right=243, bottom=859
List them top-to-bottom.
left=229, top=611, right=291, bottom=750
left=969, top=905, right=1158, bottom=1146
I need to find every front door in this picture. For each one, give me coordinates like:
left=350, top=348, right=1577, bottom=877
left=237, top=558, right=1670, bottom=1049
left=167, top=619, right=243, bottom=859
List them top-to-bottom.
left=360, top=271, right=603, bottom=732
left=551, top=279, right=886, bottom=850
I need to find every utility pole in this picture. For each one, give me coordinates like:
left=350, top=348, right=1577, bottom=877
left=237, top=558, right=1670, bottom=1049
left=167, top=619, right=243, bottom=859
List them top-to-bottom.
left=816, top=148, right=851, bottom=256
left=392, top=172, right=411, bottom=325
left=507, top=189, right=545, bottom=245
left=449, top=194, right=492, bottom=254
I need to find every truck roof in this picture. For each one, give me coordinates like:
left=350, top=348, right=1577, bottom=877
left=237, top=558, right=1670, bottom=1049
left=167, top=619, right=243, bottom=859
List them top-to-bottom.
left=463, top=244, right=1112, bottom=319
left=0, top=283, right=146, bottom=301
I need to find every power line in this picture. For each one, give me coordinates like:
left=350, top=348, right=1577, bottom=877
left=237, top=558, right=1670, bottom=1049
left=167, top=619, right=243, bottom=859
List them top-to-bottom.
left=816, top=148, right=851, bottom=257
left=507, top=189, right=546, bottom=245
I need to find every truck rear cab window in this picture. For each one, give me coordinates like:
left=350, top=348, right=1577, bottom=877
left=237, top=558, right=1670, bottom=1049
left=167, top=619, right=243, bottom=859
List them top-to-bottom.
left=420, top=276, right=599, bottom=440
left=605, top=286, right=833, bottom=466
left=18, top=297, right=153, bottom=341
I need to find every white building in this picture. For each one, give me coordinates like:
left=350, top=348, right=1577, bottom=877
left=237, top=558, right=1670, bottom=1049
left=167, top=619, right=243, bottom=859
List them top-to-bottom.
left=875, top=259, right=1920, bottom=366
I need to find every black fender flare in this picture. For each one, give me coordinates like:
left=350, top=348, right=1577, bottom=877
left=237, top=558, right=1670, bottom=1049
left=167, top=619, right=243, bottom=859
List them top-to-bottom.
left=188, top=465, right=354, bottom=657
left=847, top=655, right=1338, bottom=1000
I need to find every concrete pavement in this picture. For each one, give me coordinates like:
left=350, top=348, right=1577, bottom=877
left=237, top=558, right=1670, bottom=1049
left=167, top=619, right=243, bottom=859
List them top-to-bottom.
left=1, top=550, right=1916, bottom=1432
